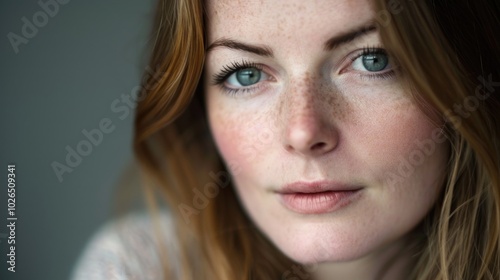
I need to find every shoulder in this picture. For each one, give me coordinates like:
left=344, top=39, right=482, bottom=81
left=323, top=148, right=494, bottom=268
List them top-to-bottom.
left=71, top=210, right=179, bottom=280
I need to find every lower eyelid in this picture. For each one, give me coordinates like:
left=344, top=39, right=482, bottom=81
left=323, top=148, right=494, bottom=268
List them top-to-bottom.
left=356, top=70, right=397, bottom=81
left=219, top=83, right=266, bottom=96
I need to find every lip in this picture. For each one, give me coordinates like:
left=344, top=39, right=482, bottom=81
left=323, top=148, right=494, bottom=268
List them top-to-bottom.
left=276, top=181, right=363, bottom=214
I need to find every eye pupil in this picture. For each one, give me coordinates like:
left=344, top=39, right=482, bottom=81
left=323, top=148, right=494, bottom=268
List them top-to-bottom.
left=362, top=53, right=388, bottom=72
left=236, top=68, right=261, bottom=86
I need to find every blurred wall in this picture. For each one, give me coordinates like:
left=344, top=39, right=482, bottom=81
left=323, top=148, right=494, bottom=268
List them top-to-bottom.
left=0, top=1, right=155, bottom=279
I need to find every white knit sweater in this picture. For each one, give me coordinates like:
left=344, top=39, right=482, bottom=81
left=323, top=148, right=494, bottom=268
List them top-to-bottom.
left=71, top=211, right=179, bottom=280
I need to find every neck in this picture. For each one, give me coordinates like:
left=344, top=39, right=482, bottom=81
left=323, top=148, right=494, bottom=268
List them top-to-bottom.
left=307, top=233, right=422, bottom=280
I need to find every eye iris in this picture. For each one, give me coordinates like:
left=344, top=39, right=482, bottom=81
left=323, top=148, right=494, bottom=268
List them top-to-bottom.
left=362, top=53, right=388, bottom=72
left=236, top=68, right=261, bottom=86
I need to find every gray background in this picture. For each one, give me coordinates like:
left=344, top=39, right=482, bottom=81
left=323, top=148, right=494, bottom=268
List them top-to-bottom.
left=1, top=0, right=155, bottom=279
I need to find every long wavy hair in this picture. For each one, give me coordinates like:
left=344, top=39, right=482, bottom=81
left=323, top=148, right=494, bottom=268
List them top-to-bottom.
left=133, top=0, right=500, bottom=279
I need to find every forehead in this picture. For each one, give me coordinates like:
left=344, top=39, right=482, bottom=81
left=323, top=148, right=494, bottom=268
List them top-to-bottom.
left=205, top=0, right=376, bottom=45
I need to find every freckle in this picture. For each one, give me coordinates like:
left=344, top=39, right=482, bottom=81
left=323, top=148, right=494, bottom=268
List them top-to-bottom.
left=275, top=73, right=357, bottom=130
left=317, top=78, right=355, bottom=124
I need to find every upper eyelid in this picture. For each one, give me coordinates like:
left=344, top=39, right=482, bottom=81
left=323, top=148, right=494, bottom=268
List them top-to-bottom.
left=332, top=46, right=386, bottom=70
left=349, top=48, right=388, bottom=63
left=339, top=49, right=394, bottom=76
left=210, top=60, right=263, bottom=85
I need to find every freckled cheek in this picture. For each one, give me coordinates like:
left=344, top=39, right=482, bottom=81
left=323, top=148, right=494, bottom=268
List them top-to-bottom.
left=204, top=88, right=274, bottom=179
left=209, top=112, right=273, bottom=176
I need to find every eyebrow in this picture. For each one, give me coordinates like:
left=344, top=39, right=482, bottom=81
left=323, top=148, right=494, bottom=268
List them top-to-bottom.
left=206, top=22, right=377, bottom=57
left=324, top=24, right=377, bottom=51
left=206, top=38, right=274, bottom=57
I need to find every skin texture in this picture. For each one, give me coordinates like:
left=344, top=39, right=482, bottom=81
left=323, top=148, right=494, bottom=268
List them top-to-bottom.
left=203, top=0, right=449, bottom=278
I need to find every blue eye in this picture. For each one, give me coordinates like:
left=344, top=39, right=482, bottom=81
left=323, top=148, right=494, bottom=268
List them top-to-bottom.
left=351, top=48, right=391, bottom=72
left=361, top=53, right=389, bottom=71
left=211, top=60, right=270, bottom=95
left=227, top=67, right=266, bottom=87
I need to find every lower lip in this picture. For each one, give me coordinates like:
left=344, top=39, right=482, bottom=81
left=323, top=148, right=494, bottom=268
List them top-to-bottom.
left=278, top=190, right=362, bottom=214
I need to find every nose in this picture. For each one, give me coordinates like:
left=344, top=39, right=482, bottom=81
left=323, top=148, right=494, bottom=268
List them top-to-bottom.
left=280, top=76, right=339, bottom=157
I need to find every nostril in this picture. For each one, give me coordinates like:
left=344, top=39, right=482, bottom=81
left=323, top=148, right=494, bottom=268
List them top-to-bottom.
left=311, top=142, right=326, bottom=150
left=285, top=144, right=294, bottom=152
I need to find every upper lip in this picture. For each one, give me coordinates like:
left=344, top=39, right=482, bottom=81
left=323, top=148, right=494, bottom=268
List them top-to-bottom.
left=276, top=180, right=362, bottom=194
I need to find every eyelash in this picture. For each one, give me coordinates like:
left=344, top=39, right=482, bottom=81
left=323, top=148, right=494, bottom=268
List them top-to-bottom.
left=211, top=46, right=396, bottom=95
left=211, top=60, right=265, bottom=95
left=213, top=60, right=262, bottom=85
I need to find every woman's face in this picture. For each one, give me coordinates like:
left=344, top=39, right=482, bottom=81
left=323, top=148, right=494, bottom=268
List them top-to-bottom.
left=204, top=0, right=448, bottom=264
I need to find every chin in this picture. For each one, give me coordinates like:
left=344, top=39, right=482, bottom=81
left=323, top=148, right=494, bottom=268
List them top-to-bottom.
left=270, top=224, right=376, bottom=265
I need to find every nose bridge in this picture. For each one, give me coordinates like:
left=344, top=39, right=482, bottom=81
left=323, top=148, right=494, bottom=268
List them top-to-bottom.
left=276, top=71, right=338, bottom=156
left=281, top=72, right=322, bottom=125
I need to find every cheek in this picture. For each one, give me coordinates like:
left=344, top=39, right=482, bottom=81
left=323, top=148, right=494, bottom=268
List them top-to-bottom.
left=344, top=90, right=446, bottom=183
left=336, top=91, right=449, bottom=224
left=353, top=100, right=449, bottom=221
left=207, top=103, right=272, bottom=176
left=377, top=109, right=446, bottom=188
